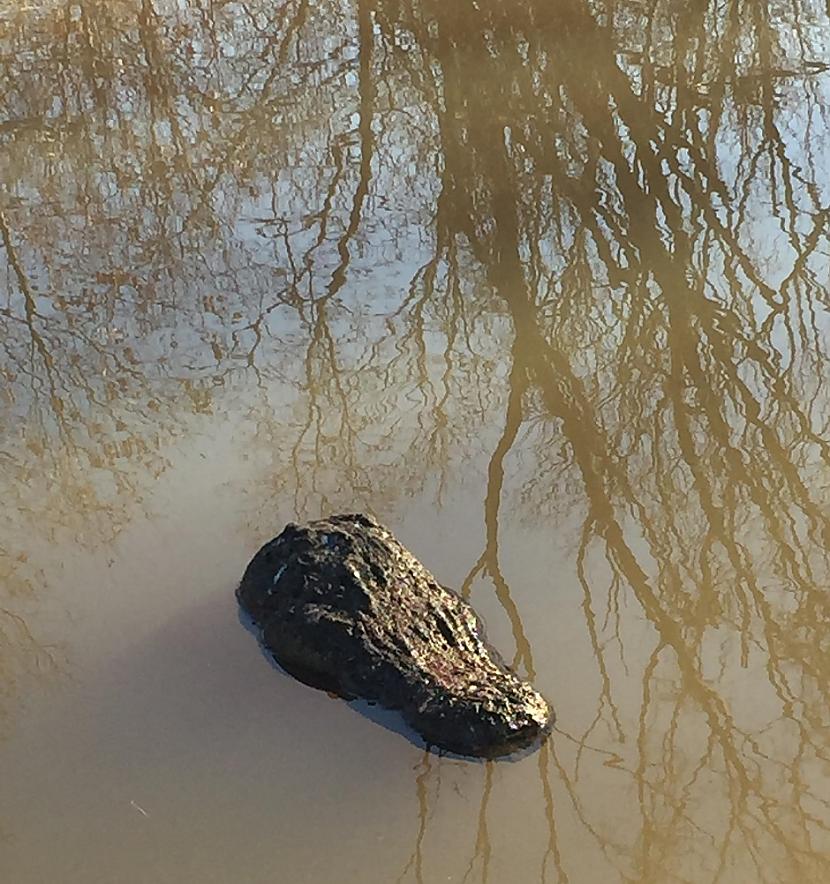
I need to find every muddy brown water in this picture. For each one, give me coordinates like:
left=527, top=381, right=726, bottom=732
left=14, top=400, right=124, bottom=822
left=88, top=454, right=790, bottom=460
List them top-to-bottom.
left=2, top=1, right=830, bottom=882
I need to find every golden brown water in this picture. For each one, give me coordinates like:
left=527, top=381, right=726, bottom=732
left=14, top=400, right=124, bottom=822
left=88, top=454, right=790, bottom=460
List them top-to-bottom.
left=2, top=1, right=830, bottom=881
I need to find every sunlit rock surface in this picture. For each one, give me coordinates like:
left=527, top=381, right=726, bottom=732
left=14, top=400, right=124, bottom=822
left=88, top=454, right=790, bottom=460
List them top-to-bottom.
left=237, top=513, right=553, bottom=757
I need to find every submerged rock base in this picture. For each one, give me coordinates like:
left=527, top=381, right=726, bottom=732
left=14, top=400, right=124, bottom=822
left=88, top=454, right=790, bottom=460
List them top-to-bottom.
left=237, top=513, right=554, bottom=758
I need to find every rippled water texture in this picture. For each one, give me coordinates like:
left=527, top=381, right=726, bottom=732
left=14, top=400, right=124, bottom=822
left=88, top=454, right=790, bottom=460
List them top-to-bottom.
left=2, top=1, right=830, bottom=882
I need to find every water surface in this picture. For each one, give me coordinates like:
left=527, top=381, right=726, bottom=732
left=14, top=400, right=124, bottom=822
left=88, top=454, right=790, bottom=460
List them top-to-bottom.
left=2, top=1, right=830, bottom=882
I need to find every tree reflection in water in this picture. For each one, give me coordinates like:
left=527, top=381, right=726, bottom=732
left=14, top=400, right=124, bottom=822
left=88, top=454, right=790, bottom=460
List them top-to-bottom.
left=1, top=0, right=830, bottom=880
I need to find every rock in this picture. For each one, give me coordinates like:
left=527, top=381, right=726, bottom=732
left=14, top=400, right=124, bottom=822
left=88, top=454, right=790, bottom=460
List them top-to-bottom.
left=236, top=513, right=554, bottom=758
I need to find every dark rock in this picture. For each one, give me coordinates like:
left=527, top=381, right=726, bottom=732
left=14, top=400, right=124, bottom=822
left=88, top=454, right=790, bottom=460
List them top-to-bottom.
left=237, top=513, right=554, bottom=758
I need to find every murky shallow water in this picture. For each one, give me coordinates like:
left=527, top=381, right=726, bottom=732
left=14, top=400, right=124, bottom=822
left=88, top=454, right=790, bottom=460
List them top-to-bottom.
left=2, top=1, right=830, bottom=881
